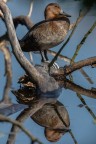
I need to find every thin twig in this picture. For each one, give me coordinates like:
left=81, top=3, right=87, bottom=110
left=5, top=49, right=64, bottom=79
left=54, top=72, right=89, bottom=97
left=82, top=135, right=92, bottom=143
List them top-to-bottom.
left=27, top=0, right=34, bottom=18
left=27, top=0, right=34, bottom=63
left=71, top=21, right=96, bottom=64
left=0, top=43, right=12, bottom=104
left=48, top=49, right=70, bottom=63
left=80, top=69, right=93, bottom=84
left=76, top=93, right=96, bottom=120
left=54, top=105, right=78, bottom=144
left=0, top=114, right=43, bottom=144
left=69, top=130, right=78, bottom=144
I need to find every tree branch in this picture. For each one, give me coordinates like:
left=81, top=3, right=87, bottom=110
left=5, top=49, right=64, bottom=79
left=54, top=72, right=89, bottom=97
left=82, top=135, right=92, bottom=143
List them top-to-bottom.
left=13, top=15, right=33, bottom=30
left=51, top=56, right=96, bottom=76
left=57, top=78, right=96, bottom=99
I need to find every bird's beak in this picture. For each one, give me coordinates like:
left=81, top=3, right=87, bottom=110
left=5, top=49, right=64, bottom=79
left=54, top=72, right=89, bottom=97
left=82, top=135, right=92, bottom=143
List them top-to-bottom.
left=60, top=9, right=71, bottom=17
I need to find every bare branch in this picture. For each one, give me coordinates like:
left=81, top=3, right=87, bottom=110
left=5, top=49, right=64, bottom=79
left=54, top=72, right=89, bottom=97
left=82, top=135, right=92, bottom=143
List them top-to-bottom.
left=27, top=0, right=34, bottom=18
left=13, top=16, right=34, bottom=30
left=51, top=56, right=96, bottom=76
left=65, top=57, right=96, bottom=75
left=79, top=68, right=93, bottom=84
left=58, top=78, right=96, bottom=99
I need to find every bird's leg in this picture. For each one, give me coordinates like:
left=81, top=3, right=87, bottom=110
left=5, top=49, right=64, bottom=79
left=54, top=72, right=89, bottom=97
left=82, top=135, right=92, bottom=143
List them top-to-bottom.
left=40, top=50, right=59, bottom=70
left=40, top=50, right=50, bottom=70
left=44, top=50, right=49, bottom=61
left=44, top=50, right=59, bottom=69
left=40, top=51, right=47, bottom=62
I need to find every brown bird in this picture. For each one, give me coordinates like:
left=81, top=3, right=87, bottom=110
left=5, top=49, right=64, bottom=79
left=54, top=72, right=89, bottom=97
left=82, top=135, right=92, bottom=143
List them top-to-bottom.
left=20, top=3, right=71, bottom=62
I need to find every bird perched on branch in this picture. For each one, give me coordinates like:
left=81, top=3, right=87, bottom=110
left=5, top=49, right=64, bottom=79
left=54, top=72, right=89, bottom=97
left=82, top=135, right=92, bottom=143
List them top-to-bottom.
left=20, top=3, right=71, bottom=64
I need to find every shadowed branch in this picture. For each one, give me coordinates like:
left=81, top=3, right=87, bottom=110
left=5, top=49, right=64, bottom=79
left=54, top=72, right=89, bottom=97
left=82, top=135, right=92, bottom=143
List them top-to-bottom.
left=0, top=43, right=12, bottom=104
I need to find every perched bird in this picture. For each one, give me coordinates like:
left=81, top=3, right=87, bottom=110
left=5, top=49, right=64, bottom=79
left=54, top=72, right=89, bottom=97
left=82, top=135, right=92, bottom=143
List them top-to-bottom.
left=20, top=3, right=71, bottom=63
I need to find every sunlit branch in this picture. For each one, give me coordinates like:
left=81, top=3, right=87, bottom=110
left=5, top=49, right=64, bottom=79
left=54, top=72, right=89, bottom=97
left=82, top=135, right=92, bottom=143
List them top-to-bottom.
left=0, top=0, right=8, bottom=18
left=27, top=0, right=34, bottom=18
left=27, top=0, right=34, bottom=63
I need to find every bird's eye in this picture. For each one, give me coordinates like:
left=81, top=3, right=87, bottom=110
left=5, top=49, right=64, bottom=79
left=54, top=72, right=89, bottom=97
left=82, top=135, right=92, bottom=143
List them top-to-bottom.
left=55, top=5, right=58, bottom=8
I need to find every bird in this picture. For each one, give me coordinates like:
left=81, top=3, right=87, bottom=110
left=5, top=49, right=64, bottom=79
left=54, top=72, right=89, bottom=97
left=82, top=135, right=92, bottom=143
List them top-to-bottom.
left=20, top=3, right=71, bottom=63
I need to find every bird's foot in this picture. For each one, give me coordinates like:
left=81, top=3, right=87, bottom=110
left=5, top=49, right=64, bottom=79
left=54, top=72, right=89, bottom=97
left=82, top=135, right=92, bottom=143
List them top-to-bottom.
left=41, top=60, right=59, bottom=70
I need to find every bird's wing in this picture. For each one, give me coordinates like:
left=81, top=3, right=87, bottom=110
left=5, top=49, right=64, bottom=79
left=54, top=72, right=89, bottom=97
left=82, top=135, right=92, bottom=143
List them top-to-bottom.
left=20, top=17, right=70, bottom=43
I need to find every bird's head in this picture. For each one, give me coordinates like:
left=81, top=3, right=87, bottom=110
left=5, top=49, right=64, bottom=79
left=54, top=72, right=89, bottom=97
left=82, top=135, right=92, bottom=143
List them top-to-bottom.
left=44, top=3, right=71, bottom=20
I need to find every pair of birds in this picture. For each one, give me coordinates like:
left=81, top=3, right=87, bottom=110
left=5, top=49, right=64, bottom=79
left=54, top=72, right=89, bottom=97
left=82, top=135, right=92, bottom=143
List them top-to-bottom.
left=20, top=3, right=71, bottom=65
